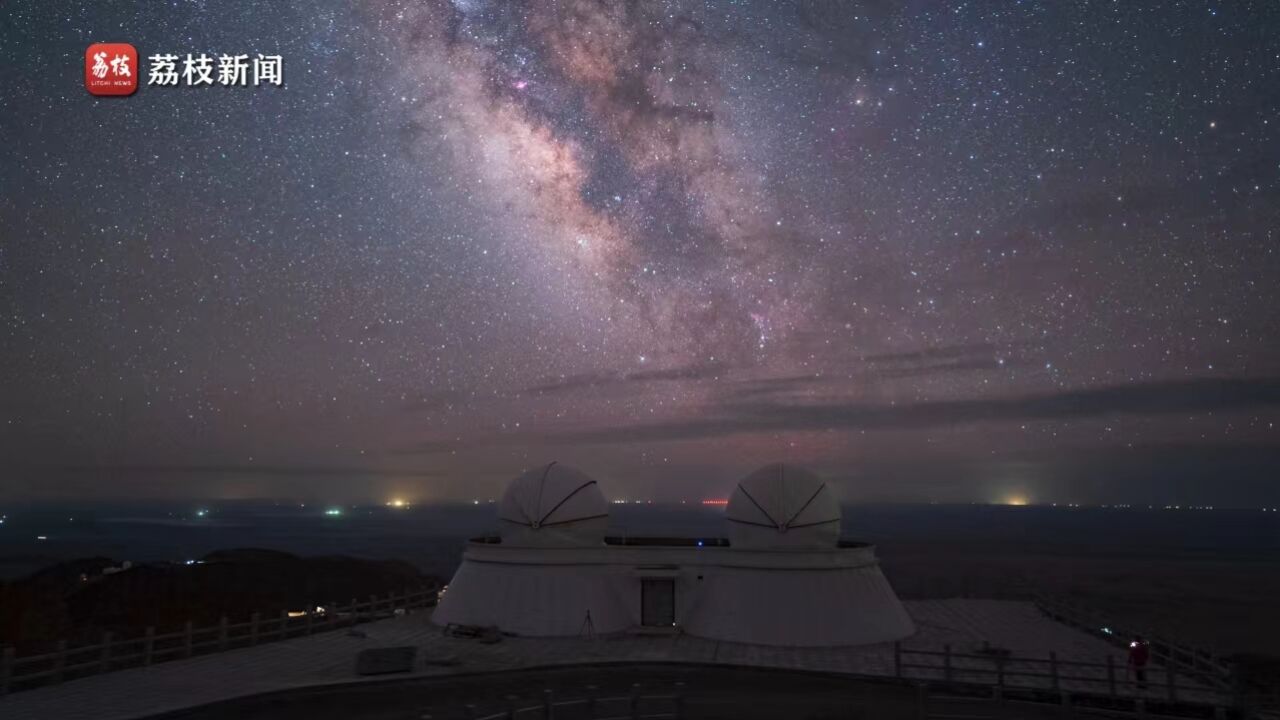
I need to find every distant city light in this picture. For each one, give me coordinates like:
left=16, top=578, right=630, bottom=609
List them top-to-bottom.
left=1001, top=495, right=1029, bottom=507
left=386, top=499, right=408, bottom=508
left=701, top=499, right=729, bottom=506
left=324, top=508, right=342, bottom=516
left=36, top=535, right=47, bottom=541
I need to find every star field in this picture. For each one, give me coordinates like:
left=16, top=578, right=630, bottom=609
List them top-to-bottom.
left=1, top=1, right=1278, bottom=504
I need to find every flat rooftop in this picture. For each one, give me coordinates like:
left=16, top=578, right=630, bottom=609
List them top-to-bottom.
left=0, top=599, right=1215, bottom=720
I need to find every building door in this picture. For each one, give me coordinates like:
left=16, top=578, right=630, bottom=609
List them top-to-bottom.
left=641, top=578, right=675, bottom=626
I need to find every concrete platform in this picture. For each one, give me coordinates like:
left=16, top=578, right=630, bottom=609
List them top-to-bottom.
left=0, top=599, right=1205, bottom=720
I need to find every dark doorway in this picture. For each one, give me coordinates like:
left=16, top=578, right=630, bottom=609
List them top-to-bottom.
left=640, top=578, right=675, bottom=626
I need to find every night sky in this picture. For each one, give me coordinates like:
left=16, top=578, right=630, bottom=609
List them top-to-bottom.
left=2, top=1, right=1278, bottom=505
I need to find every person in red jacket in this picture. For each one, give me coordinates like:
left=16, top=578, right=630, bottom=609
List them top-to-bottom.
left=1128, top=635, right=1150, bottom=689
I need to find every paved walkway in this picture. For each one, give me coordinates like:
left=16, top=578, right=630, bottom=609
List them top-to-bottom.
left=0, top=599, right=1214, bottom=720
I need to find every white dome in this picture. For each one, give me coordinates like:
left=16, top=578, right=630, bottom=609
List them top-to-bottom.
left=497, top=462, right=609, bottom=546
left=726, top=464, right=841, bottom=549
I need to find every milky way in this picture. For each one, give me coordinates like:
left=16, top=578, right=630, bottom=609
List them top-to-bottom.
left=387, top=0, right=824, bottom=363
left=1, top=1, right=1278, bottom=505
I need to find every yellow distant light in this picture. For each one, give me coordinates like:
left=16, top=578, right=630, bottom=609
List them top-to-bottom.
left=387, top=499, right=408, bottom=508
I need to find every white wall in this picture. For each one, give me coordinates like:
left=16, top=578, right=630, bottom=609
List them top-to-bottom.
left=434, top=544, right=916, bottom=647
left=434, top=560, right=633, bottom=636
left=680, top=565, right=916, bottom=646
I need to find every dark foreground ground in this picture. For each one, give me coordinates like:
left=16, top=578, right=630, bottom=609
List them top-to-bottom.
left=151, top=665, right=1220, bottom=720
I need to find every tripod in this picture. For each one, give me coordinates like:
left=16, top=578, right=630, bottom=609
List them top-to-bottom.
left=579, top=609, right=596, bottom=639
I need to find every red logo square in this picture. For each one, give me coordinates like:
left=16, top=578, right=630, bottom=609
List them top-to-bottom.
left=85, top=43, right=138, bottom=96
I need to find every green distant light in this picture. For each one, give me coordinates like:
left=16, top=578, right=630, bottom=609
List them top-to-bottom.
left=325, top=508, right=343, bottom=516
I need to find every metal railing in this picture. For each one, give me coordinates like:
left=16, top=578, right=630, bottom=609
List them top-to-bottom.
left=0, top=585, right=438, bottom=695
left=1029, top=594, right=1280, bottom=715
left=1033, top=594, right=1233, bottom=684
left=893, top=642, right=1242, bottom=716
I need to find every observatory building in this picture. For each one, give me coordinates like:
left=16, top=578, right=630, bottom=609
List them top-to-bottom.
left=433, top=462, right=915, bottom=647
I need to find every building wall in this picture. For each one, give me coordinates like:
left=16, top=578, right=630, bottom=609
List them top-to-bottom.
left=433, top=543, right=916, bottom=647
left=434, top=560, right=633, bottom=636
left=680, top=565, right=915, bottom=646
